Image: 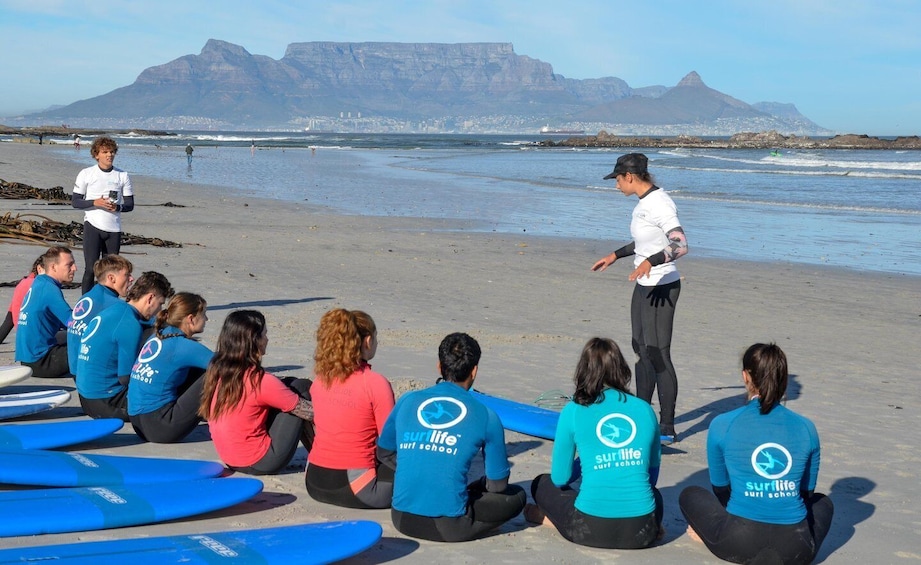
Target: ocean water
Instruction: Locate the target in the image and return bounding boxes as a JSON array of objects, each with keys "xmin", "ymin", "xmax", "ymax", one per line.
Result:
[{"xmin": 42, "ymin": 132, "xmax": 921, "ymax": 276}]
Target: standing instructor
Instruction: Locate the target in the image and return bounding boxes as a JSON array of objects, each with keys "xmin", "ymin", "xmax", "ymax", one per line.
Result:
[{"xmin": 592, "ymin": 153, "xmax": 688, "ymax": 444}]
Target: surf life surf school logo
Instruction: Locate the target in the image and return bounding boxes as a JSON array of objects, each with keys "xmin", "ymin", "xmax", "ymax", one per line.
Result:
[
  {"xmin": 131, "ymin": 338, "xmax": 162, "ymax": 384},
  {"xmin": 17, "ymin": 288, "xmax": 32, "ymax": 324},
  {"xmin": 593, "ymin": 413, "xmax": 644, "ymax": 470},
  {"xmin": 68, "ymin": 296, "xmax": 95, "ymax": 335},
  {"xmin": 399, "ymin": 397, "xmax": 467, "ymax": 455},
  {"xmin": 78, "ymin": 315, "xmax": 103, "ymax": 360},
  {"xmin": 745, "ymin": 442, "xmax": 798, "ymax": 499}
]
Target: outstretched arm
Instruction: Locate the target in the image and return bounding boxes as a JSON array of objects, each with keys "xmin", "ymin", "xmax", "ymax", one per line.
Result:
[{"xmin": 592, "ymin": 242, "xmax": 635, "ymax": 272}]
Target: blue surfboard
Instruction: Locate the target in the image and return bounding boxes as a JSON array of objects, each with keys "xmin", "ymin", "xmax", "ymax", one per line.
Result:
[
  {"xmin": 471, "ymin": 390, "xmax": 560, "ymax": 440},
  {"xmin": 0, "ymin": 477, "xmax": 263, "ymax": 537},
  {"xmin": 0, "ymin": 418, "xmax": 124, "ymax": 450},
  {"xmin": 0, "ymin": 449, "xmax": 225, "ymax": 487},
  {"xmin": 0, "ymin": 520, "xmax": 382, "ymax": 564},
  {"xmin": 0, "ymin": 389, "xmax": 71, "ymax": 420}
]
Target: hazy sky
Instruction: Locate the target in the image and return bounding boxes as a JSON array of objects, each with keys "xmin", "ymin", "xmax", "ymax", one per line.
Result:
[{"xmin": 2, "ymin": 0, "xmax": 918, "ymax": 135}]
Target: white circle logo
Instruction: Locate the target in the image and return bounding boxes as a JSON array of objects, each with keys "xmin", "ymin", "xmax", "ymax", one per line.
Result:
[
  {"xmin": 20, "ymin": 288, "xmax": 33, "ymax": 310},
  {"xmin": 596, "ymin": 413, "xmax": 637, "ymax": 448},
  {"xmin": 751, "ymin": 442, "xmax": 793, "ymax": 480},
  {"xmin": 71, "ymin": 297, "xmax": 95, "ymax": 321},
  {"xmin": 136, "ymin": 338, "xmax": 162, "ymax": 363},
  {"xmin": 80, "ymin": 316, "xmax": 102, "ymax": 343},
  {"xmin": 417, "ymin": 397, "xmax": 467, "ymax": 429}
]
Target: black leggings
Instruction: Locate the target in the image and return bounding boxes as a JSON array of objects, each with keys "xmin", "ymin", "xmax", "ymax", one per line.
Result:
[
  {"xmin": 230, "ymin": 377, "xmax": 314, "ymax": 476},
  {"xmin": 631, "ymin": 279, "xmax": 681, "ymax": 431},
  {"xmin": 21, "ymin": 330, "xmax": 72, "ymax": 379},
  {"xmin": 130, "ymin": 368, "xmax": 206, "ymax": 443},
  {"xmin": 531, "ymin": 473, "xmax": 663, "ymax": 549},
  {"xmin": 81, "ymin": 222, "xmax": 121, "ymax": 294},
  {"xmin": 679, "ymin": 485, "xmax": 834, "ymax": 565},
  {"xmin": 391, "ymin": 479, "xmax": 527, "ymax": 542},
  {"xmin": 305, "ymin": 462, "xmax": 394, "ymax": 509},
  {"xmin": 79, "ymin": 386, "xmax": 129, "ymax": 421}
]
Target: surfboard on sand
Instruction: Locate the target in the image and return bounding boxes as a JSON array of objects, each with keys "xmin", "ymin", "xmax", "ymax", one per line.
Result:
[
  {"xmin": 0, "ymin": 418, "xmax": 124, "ymax": 450},
  {"xmin": 0, "ymin": 477, "xmax": 263, "ymax": 538},
  {"xmin": 0, "ymin": 519, "xmax": 382, "ymax": 564},
  {"xmin": 471, "ymin": 390, "xmax": 560, "ymax": 440},
  {"xmin": 0, "ymin": 389, "xmax": 71, "ymax": 421},
  {"xmin": 0, "ymin": 365, "xmax": 32, "ymax": 389},
  {"xmin": 0, "ymin": 449, "xmax": 225, "ymax": 487}
]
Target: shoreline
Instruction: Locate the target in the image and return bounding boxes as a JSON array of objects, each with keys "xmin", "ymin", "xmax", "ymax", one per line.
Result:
[{"xmin": 1, "ymin": 141, "xmax": 919, "ymax": 562}]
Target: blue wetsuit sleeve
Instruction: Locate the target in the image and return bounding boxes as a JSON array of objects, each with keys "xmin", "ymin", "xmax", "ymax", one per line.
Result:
[
  {"xmin": 116, "ymin": 313, "xmax": 144, "ymax": 382},
  {"xmin": 707, "ymin": 417, "xmax": 730, "ymax": 488},
  {"xmin": 72, "ymin": 192, "xmax": 94, "ymax": 210},
  {"xmin": 801, "ymin": 419, "xmax": 821, "ymax": 492},
  {"xmin": 550, "ymin": 403, "xmax": 578, "ymax": 486},
  {"xmin": 483, "ymin": 408, "xmax": 511, "ymax": 482}
]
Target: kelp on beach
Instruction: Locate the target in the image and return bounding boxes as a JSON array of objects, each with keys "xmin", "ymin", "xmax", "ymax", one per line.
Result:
[{"xmin": 1, "ymin": 178, "xmax": 184, "ymax": 249}]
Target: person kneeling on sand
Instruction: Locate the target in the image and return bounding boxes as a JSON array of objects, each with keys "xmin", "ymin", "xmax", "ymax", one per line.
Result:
[
  {"xmin": 526, "ymin": 337, "xmax": 664, "ymax": 549},
  {"xmin": 306, "ymin": 308, "xmax": 396, "ymax": 509},
  {"xmin": 128, "ymin": 292, "xmax": 213, "ymax": 443},
  {"xmin": 679, "ymin": 343, "xmax": 834, "ymax": 564},
  {"xmin": 75, "ymin": 271, "xmax": 173, "ymax": 421},
  {"xmin": 200, "ymin": 310, "xmax": 315, "ymax": 475},
  {"xmin": 378, "ymin": 332, "xmax": 526, "ymax": 542}
]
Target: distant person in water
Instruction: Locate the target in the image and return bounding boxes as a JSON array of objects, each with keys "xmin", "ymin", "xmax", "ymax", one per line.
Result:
[
  {"xmin": 186, "ymin": 143, "xmax": 194, "ymax": 165},
  {"xmin": 72, "ymin": 136, "xmax": 135, "ymax": 294},
  {"xmin": 0, "ymin": 254, "xmax": 44, "ymax": 345}
]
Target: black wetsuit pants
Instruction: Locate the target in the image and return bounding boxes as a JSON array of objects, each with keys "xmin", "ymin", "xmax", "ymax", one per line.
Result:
[{"xmin": 631, "ymin": 279, "xmax": 680, "ymax": 433}]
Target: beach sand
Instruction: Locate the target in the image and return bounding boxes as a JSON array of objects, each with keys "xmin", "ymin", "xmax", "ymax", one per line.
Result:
[{"xmin": 1, "ymin": 142, "xmax": 919, "ymax": 563}]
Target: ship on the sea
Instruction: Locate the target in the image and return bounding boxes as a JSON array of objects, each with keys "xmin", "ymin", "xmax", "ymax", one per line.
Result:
[{"xmin": 539, "ymin": 125, "xmax": 585, "ymax": 135}]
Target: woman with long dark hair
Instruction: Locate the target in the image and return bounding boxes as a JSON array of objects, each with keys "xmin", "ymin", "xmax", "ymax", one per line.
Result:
[
  {"xmin": 679, "ymin": 343, "xmax": 834, "ymax": 564},
  {"xmin": 305, "ymin": 308, "xmax": 395, "ymax": 508},
  {"xmin": 527, "ymin": 337, "xmax": 663, "ymax": 549},
  {"xmin": 199, "ymin": 310, "xmax": 314, "ymax": 475},
  {"xmin": 128, "ymin": 292, "xmax": 211, "ymax": 443}
]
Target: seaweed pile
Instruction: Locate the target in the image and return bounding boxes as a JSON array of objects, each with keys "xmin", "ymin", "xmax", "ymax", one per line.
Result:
[{"xmin": 0, "ymin": 212, "xmax": 182, "ymax": 249}]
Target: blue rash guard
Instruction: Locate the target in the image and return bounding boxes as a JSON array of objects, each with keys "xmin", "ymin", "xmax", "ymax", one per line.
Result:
[
  {"xmin": 75, "ymin": 300, "xmax": 145, "ymax": 399},
  {"xmin": 128, "ymin": 326, "xmax": 213, "ymax": 416},
  {"xmin": 707, "ymin": 398, "xmax": 821, "ymax": 525},
  {"xmin": 14, "ymin": 274, "xmax": 71, "ymax": 363},
  {"xmin": 66, "ymin": 284, "xmax": 121, "ymax": 374},
  {"xmin": 552, "ymin": 389, "xmax": 661, "ymax": 518},
  {"xmin": 378, "ymin": 381, "xmax": 511, "ymax": 518}
]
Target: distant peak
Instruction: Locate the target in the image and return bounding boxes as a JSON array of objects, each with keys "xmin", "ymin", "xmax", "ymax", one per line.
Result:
[
  {"xmin": 676, "ymin": 71, "xmax": 706, "ymax": 87},
  {"xmin": 201, "ymin": 39, "xmax": 251, "ymax": 57}
]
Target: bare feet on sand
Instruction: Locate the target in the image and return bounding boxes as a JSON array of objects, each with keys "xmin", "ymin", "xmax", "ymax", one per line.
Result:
[{"xmin": 523, "ymin": 503, "xmax": 552, "ymax": 526}]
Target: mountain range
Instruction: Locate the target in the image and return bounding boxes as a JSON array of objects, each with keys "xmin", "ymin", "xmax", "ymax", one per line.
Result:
[{"xmin": 9, "ymin": 40, "xmax": 829, "ymax": 135}]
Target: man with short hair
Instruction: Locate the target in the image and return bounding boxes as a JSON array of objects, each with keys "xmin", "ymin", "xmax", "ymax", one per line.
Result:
[
  {"xmin": 75, "ymin": 271, "xmax": 173, "ymax": 421},
  {"xmin": 15, "ymin": 246, "xmax": 78, "ymax": 378},
  {"xmin": 378, "ymin": 332, "xmax": 526, "ymax": 542},
  {"xmin": 67, "ymin": 254, "xmax": 134, "ymax": 375}
]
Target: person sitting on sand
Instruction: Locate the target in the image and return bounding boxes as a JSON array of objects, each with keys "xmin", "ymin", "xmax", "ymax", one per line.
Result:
[
  {"xmin": 0, "ymin": 254, "xmax": 44, "ymax": 345},
  {"xmin": 679, "ymin": 343, "xmax": 834, "ymax": 564},
  {"xmin": 75, "ymin": 271, "xmax": 173, "ymax": 421},
  {"xmin": 378, "ymin": 332, "xmax": 526, "ymax": 542},
  {"xmin": 306, "ymin": 308, "xmax": 396, "ymax": 509},
  {"xmin": 526, "ymin": 337, "xmax": 664, "ymax": 549},
  {"xmin": 128, "ymin": 292, "xmax": 212, "ymax": 443},
  {"xmin": 66, "ymin": 254, "xmax": 134, "ymax": 375},
  {"xmin": 15, "ymin": 246, "xmax": 78, "ymax": 378},
  {"xmin": 199, "ymin": 310, "xmax": 315, "ymax": 475}
]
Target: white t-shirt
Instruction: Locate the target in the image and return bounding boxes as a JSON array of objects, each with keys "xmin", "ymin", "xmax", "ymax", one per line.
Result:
[
  {"xmin": 73, "ymin": 165, "xmax": 133, "ymax": 232},
  {"xmin": 630, "ymin": 188, "xmax": 682, "ymax": 287}
]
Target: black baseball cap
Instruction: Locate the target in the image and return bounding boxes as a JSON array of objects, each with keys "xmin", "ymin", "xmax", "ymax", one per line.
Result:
[{"xmin": 603, "ymin": 153, "xmax": 648, "ymax": 179}]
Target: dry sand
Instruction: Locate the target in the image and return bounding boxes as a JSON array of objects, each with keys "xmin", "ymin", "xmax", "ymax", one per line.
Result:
[{"xmin": 1, "ymin": 141, "xmax": 919, "ymax": 563}]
